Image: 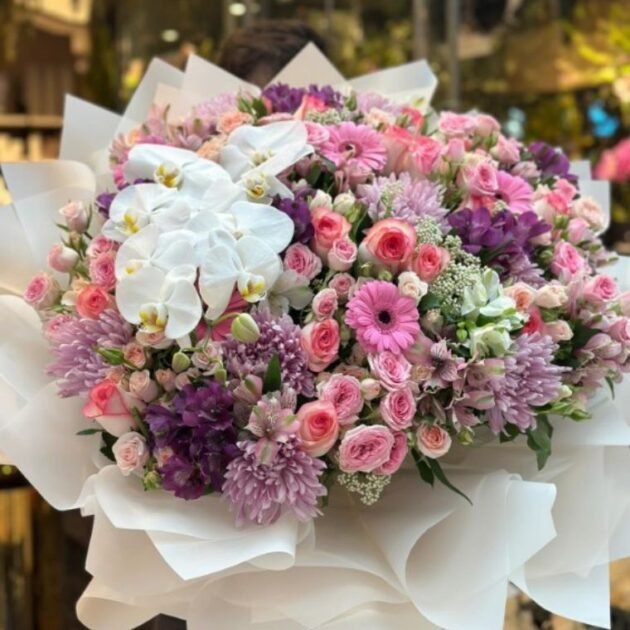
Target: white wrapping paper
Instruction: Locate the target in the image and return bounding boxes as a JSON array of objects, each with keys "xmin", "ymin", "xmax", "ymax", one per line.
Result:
[{"xmin": 1, "ymin": 53, "xmax": 629, "ymax": 630}]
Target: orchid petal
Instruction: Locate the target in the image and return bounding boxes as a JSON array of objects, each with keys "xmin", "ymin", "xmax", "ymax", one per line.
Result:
[
  {"xmin": 116, "ymin": 266, "xmax": 166, "ymax": 324},
  {"xmin": 163, "ymin": 279, "xmax": 202, "ymax": 339},
  {"xmin": 199, "ymin": 244, "xmax": 241, "ymax": 320},
  {"xmin": 115, "ymin": 224, "xmax": 159, "ymax": 279},
  {"xmin": 229, "ymin": 201, "xmax": 294, "ymax": 253},
  {"xmin": 236, "ymin": 236, "xmax": 282, "ymax": 287}
]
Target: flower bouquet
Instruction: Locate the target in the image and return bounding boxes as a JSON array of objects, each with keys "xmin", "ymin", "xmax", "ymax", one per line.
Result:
[{"xmin": 1, "ymin": 46, "xmax": 630, "ymax": 629}]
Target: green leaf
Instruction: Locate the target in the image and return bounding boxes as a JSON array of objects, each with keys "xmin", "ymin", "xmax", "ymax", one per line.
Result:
[
  {"xmin": 350, "ymin": 209, "xmax": 371, "ymax": 243},
  {"xmin": 411, "ymin": 448, "xmax": 434, "ymax": 486},
  {"xmin": 263, "ymin": 354, "xmax": 282, "ymax": 393},
  {"xmin": 419, "ymin": 292, "xmax": 441, "ymax": 311},
  {"xmin": 95, "ymin": 347, "xmax": 125, "ymax": 365},
  {"xmin": 527, "ymin": 415, "xmax": 553, "ymax": 470},
  {"xmin": 306, "ymin": 163, "xmax": 322, "ymax": 186},
  {"xmin": 499, "ymin": 424, "xmax": 522, "ymax": 443},
  {"xmin": 427, "ymin": 458, "xmax": 472, "ymax": 505},
  {"xmin": 571, "ymin": 321, "xmax": 600, "ymax": 349},
  {"xmin": 99, "ymin": 432, "xmax": 117, "ymax": 462},
  {"xmin": 76, "ymin": 428, "xmax": 102, "ymax": 436},
  {"xmin": 605, "ymin": 377, "xmax": 616, "ymax": 400}
]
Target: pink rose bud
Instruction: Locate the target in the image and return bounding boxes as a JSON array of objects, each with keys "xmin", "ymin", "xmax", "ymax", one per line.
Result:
[
  {"xmin": 566, "ymin": 217, "xmax": 589, "ymax": 244},
  {"xmin": 59, "ymin": 200, "xmax": 89, "ymax": 233},
  {"xmin": 301, "ymin": 319, "xmax": 340, "ymax": 372},
  {"xmin": 572, "ymin": 196, "xmax": 605, "ymax": 231},
  {"xmin": 376, "ymin": 431, "xmax": 408, "ymax": 475},
  {"xmin": 297, "ymin": 400, "xmax": 340, "ymax": 457},
  {"xmin": 443, "ymin": 138, "xmax": 466, "ymax": 162},
  {"xmin": 86, "ymin": 234, "xmax": 118, "ymax": 260},
  {"xmin": 412, "ymin": 244, "xmax": 451, "ymax": 283},
  {"xmin": 128, "ymin": 370, "xmax": 159, "ymax": 402},
  {"xmin": 136, "ymin": 330, "xmax": 173, "ymax": 349},
  {"xmin": 311, "ymin": 207, "xmax": 351, "ymax": 257},
  {"xmin": 467, "ymin": 162, "xmax": 498, "ymax": 196},
  {"xmin": 328, "ymin": 238, "xmax": 358, "ymax": 272},
  {"xmin": 48, "ymin": 243, "xmax": 79, "ymax": 273},
  {"xmin": 283, "ymin": 242, "xmax": 323, "ymax": 280},
  {"xmin": 550, "ymin": 241, "xmax": 586, "ymax": 282},
  {"xmin": 88, "ymin": 251, "xmax": 117, "ymax": 291},
  {"xmin": 380, "ymin": 386, "xmax": 416, "ymax": 430},
  {"xmin": 544, "ymin": 320, "xmax": 574, "ymax": 342},
  {"xmin": 23, "ymin": 272, "xmax": 61, "ymax": 310},
  {"xmin": 112, "ymin": 431, "xmax": 149, "ymax": 475},
  {"xmin": 397, "ymin": 271, "xmax": 428, "ymax": 303},
  {"xmin": 319, "ymin": 374, "xmax": 363, "ymax": 425},
  {"xmin": 360, "ymin": 377, "xmax": 381, "ymax": 401},
  {"xmin": 75, "ymin": 284, "xmax": 112, "ymax": 319},
  {"xmin": 474, "ymin": 113, "xmax": 500, "ymax": 137},
  {"xmin": 534, "ymin": 283, "xmax": 568, "ymax": 309},
  {"xmin": 504, "ymin": 282, "xmax": 536, "ymax": 312},
  {"xmin": 309, "ymin": 190, "xmax": 333, "ymax": 211},
  {"xmin": 82, "ymin": 380, "xmax": 143, "ymax": 437},
  {"xmin": 338, "ymin": 425, "xmax": 395, "ymax": 473},
  {"xmin": 312, "ymin": 288, "xmax": 339, "ymax": 321},
  {"xmin": 416, "ymin": 423, "xmax": 452, "ymax": 459},
  {"xmin": 328, "ymin": 272, "xmax": 355, "ymax": 303},
  {"xmin": 607, "ymin": 317, "xmax": 630, "ymax": 344},
  {"xmin": 583, "ymin": 274, "xmax": 618, "ymax": 306},
  {"xmin": 360, "ymin": 218, "xmax": 417, "ymax": 273},
  {"xmin": 368, "ymin": 351, "xmax": 412, "ymax": 392},
  {"xmin": 155, "ymin": 368, "xmax": 176, "ymax": 392},
  {"xmin": 123, "ymin": 342, "xmax": 146, "ymax": 369}
]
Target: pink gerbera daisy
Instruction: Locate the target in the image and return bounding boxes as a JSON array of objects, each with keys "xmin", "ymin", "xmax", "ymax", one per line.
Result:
[
  {"xmin": 496, "ymin": 171, "xmax": 534, "ymax": 214},
  {"xmin": 319, "ymin": 122, "xmax": 387, "ymax": 172},
  {"xmin": 345, "ymin": 281, "xmax": 420, "ymax": 354}
]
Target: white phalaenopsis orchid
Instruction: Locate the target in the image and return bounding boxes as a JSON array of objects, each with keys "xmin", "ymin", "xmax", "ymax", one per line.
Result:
[
  {"xmin": 220, "ymin": 121, "xmax": 312, "ymax": 181},
  {"xmin": 199, "ymin": 233, "xmax": 283, "ymax": 320},
  {"xmin": 124, "ymin": 144, "xmax": 234, "ymax": 199},
  {"xmin": 115, "ymin": 224, "xmax": 198, "ymax": 280},
  {"xmin": 102, "ymin": 184, "xmax": 177, "ymax": 242},
  {"xmin": 116, "ymin": 266, "xmax": 201, "ymax": 340}
]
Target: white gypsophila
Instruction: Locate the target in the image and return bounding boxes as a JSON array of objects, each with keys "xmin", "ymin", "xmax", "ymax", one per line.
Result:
[
  {"xmin": 116, "ymin": 265, "xmax": 202, "ymax": 340},
  {"xmin": 199, "ymin": 231, "xmax": 283, "ymax": 320}
]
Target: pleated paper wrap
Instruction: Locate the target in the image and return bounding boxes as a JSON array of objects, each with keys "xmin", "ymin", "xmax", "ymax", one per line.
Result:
[{"xmin": 0, "ymin": 47, "xmax": 627, "ymax": 630}]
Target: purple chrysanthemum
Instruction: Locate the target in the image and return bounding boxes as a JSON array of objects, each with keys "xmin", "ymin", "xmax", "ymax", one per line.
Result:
[
  {"xmin": 486, "ymin": 333, "xmax": 566, "ymax": 433},
  {"xmin": 359, "ymin": 172, "xmax": 448, "ymax": 227},
  {"xmin": 223, "ymin": 308, "xmax": 315, "ymax": 396},
  {"xmin": 223, "ymin": 438, "xmax": 326, "ymax": 526},
  {"xmin": 145, "ymin": 381, "xmax": 239, "ymax": 500},
  {"xmin": 273, "ymin": 193, "xmax": 314, "ymax": 244},
  {"xmin": 47, "ymin": 309, "xmax": 133, "ymax": 397}
]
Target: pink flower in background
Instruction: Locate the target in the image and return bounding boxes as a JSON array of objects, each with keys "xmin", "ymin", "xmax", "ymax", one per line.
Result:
[
  {"xmin": 24, "ymin": 272, "xmax": 61, "ymax": 310},
  {"xmin": 284, "ymin": 242, "xmax": 323, "ymax": 280},
  {"xmin": 376, "ymin": 431, "xmax": 408, "ymax": 475},
  {"xmin": 607, "ymin": 318, "xmax": 630, "ymax": 344},
  {"xmin": 553, "ymin": 179, "xmax": 577, "ymax": 205},
  {"xmin": 594, "ymin": 138, "xmax": 630, "ymax": 182},
  {"xmin": 495, "ymin": 171, "xmax": 534, "ymax": 214},
  {"xmin": 59, "ymin": 201, "xmax": 89, "ymax": 233},
  {"xmin": 297, "ymin": 400, "xmax": 339, "ymax": 456},
  {"xmin": 338, "ymin": 424, "xmax": 394, "ymax": 473},
  {"xmin": 361, "ymin": 218, "xmax": 417, "ymax": 272},
  {"xmin": 583, "ymin": 274, "xmax": 618, "ymax": 306},
  {"xmin": 295, "ymin": 95, "xmax": 328, "ymax": 120},
  {"xmin": 383, "ymin": 126, "xmax": 441, "ymax": 176},
  {"xmin": 87, "ymin": 234, "xmax": 118, "ymax": 260},
  {"xmin": 473, "ymin": 114, "xmax": 500, "ymax": 137},
  {"xmin": 380, "ymin": 386, "xmax": 416, "ymax": 430},
  {"xmin": 82, "ymin": 380, "xmax": 142, "ymax": 437},
  {"xmin": 544, "ymin": 320, "xmax": 573, "ymax": 342},
  {"xmin": 550, "ymin": 242, "xmax": 586, "ymax": 281},
  {"xmin": 491, "ymin": 135, "xmax": 521, "ymax": 165},
  {"xmin": 345, "ymin": 281, "xmax": 420, "ymax": 354},
  {"xmin": 416, "ymin": 423, "xmax": 451, "ymax": 459},
  {"xmin": 438, "ymin": 112, "xmax": 476, "ymax": 137},
  {"xmin": 301, "ymin": 319, "xmax": 340, "ymax": 372},
  {"xmin": 76, "ymin": 284, "xmax": 113, "ymax": 319},
  {"xmin": 89, "ymin": 251, "xmax": 117, "ymax": 291},
  {"xmin": 304, "ymin": 121, "xmax": 330, "ymax": 147},
  {"xmin": 319, "ymin": 122, "xmax": 387, "ymax": 172},
  {"xmin": 572, "ymin": 196, "xmax": 605, "ymax": 231},
  {"xmin": 466, "ymin": 162, "xmax": 498, "ymax": 197},
  {"xmin": 319, "ymin": 374, "xmax": 363, "ymax": 425},
  {"xmin": 566, "ymin": 217, "xmax": 590, "ymax": 244},
  {"xmin": 368, "ymin": 351, "xmax": 412, "ymax": 392}
]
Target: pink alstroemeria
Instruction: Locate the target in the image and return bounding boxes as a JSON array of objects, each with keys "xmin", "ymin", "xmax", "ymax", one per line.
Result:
[{"xmin": 246, "ymin": 398, "xmax": 300, "ymax": 464}]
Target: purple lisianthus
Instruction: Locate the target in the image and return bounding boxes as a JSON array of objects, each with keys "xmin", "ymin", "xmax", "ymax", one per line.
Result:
[
  {"xmin": 262, "ymin": 83, "xmax": 344, "ymax": 114},
  {"xmin": 528, "ymin": 141, "xmax": 577, "ymax": 183},
  {"xmin": 96, "ymin": 191, "xmax": 116, "ymax": 218},
  {"xmin": 273, "ymin": 192, "xmax": 314, "ymax": 244},
  {"xmin": 448, "ymin": 207, "xmax": 550, "ymax": 282},
  {"xmin": 145, "ymin": 381, "xmax": 239, "ymax": 500}
]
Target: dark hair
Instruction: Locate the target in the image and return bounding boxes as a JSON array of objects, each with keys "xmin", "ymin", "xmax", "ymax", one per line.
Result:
[{"xmin": 217, "ymin": 19, "xmax": 327, "ymax": 86}]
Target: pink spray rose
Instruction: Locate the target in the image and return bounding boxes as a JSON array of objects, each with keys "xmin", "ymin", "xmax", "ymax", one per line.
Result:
[
  {"xmin": 128, "ymin": 370, "xmax": 159, "ymax": 402},
  {"xmin": 544, "ymin": 320, "xmax": 574, "ymax": 342},
  {"xmin": 311, "ymin": 207, "xmax": 351, "ymax": 257},
  {"xmin": 338, "ymin": 425, "xmax": 395, "ymax": 473},
  {"xmin": 112, "ymin": 431, "xmax": 149, "ymax": 475},
  {"xmin": 566, "ymin": 217, "xmax": 590, "ymax": 244},
  {"xmin": 89, "ymin": 251, "xmax": 117, "ymax": 291},
  {"xmin": 473, "ymin": 114, "xmax": 500, "ymax": 137},
  {"xmin": 75, "ymin": 284, "xmax": 113, "ymax": 319},
  {"xmin": 23, "ymin": 272, "xmax": 61, "ymax": 310},
  {"xmin": 82, "ymin": 380, "xmax": 143, "ymax": 437},
  {"xmin": 583, "ymin": 274, "xmax": 618, "ymax": 306},
  {"xmin": 416, "ymin": 423, "xmax": 452, "ymax": 459},
  {"xmin": 412, "ymin": 244, "xmax": 451, "ymax": 283},
  {"xmin": 43, "ymin": 313, "xmax": 73, "ymax": 342},
  {"xmin": 534, "ymin": 283, "xmax": 568, "ymax": 309},
  {"xmin": 301, "ymin": 319, "xmax": 340, "ymax": 372},
  {"xmin": 297, "ymin": 400, "xmax": 339, "ymax": 457},
  {"xmin": 328, "ymin": 273, "xmax": 356, "ymax": 302},
  {"xmin": 466, "ymin": 162, "xmax": 499, "ymax": 197},
  {"xmin": 368, "ymin": 351, "xmax": 412, "ymax": 392},
  {"xmin": 438, "ymin": 112, "xmax": 476, "ymax": 137},
  {"xmin": 216, "ymin": 111, "xmax": 254, "ymax": 134},
  {"xmin": 504, "ymin": 283, "xmax": 536, "ymax": 312},
  {"xmin": 312, "ymin": 288, "xmax": 339, "ymax": 321},
  {"xmin": 319, "ymin": 374, "xmax": 363, "ymax": 425},
  {"xmin": 607, "ymin": 318, "xmax": 630, "ymax": 344},
  {"xmin": 361, "ymin": 218, "xmax": 417, "ymax": 272},
  {"xmin": 86, "ymin": 234, "xmax": 118, "ymax": 260},
  {"xmin": 383, "ymin": 126, "xmax": 441, "ymax": 176},
  {"xmin": 550, "ymin": 242, "xmax": 586, "ymax": 281},
  {"xmin": 572, "ymin": 196, "xmax": 605, "ymax": 231},
  {"xmin": 48, "ymin": 243, "xmax": 78, "ymax": 273},
  {"xmin": 283, "ymin": 242, "xmax": 323, "ymax": 280},
  {"xmin": 376, "ymin": 431, "xmax": 409, "ymax": 475},
  {"xmin": 59, "ymin": 200, "xmax": 89, "ymax": 232},
  {"xmin": 122, "ymin": 341, "xmax": 146, "ymax": 369},
  {"xmin": 380, "ymin": 386, "xmax": 416, "ymax": 430},
  {"xmin": 328, "ymin": 238, "xmax": 358, "ymax": 272},
  {"xmin": 491, "ymin": 135, "xmax": 521, "ymax": 165}
]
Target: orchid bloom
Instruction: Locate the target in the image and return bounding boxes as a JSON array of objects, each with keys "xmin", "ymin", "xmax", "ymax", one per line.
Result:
[
  {"xmin": 102, "ymin": 184, "xmax": 177, "ymax": 242},
  {"xmin": 123, "ymin": 144, "xmax": 234, "ymax": 199},
  {"xmin": 115, "ymin": 224, "xmax": 198, "ymax": 280},
  {"xmin": 116, "ymin": 266, "xmax": 202, "ymax": 339},
  {"xmin": 199, "ymin": 232, "xmax": 283, "ymax": 320}
]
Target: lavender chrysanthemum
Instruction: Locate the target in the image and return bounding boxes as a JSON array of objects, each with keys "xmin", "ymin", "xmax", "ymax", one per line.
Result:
[
  {"xmin": 356, "ymin": 91, "xmax": 404, "ymax": 116},
  {"xmin": 145, "ymin": 381, "xmax": 239, "ymax": 500},
  {"xmin": 359, "ymin": 173, "xmax": 448, "ymax": 227},
  {"xmin": 223, "ymin": 308, "xmax": 315, "ymax": 396},
  {"xmin": 223, "ymin": 438, "xmax": 326, "ymax": 526},
  {"xmin": 47, "ymin": 309, "xmax": 133, "ymax": 397},
  {"xmin": 486, "ymin": 333, "xmax": 566, "ymax": 433}
]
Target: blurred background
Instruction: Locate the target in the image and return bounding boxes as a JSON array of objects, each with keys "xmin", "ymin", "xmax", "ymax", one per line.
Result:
[{"xmin": 0, "ymin": 0, "xmax": 628, "ymax": 628}]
